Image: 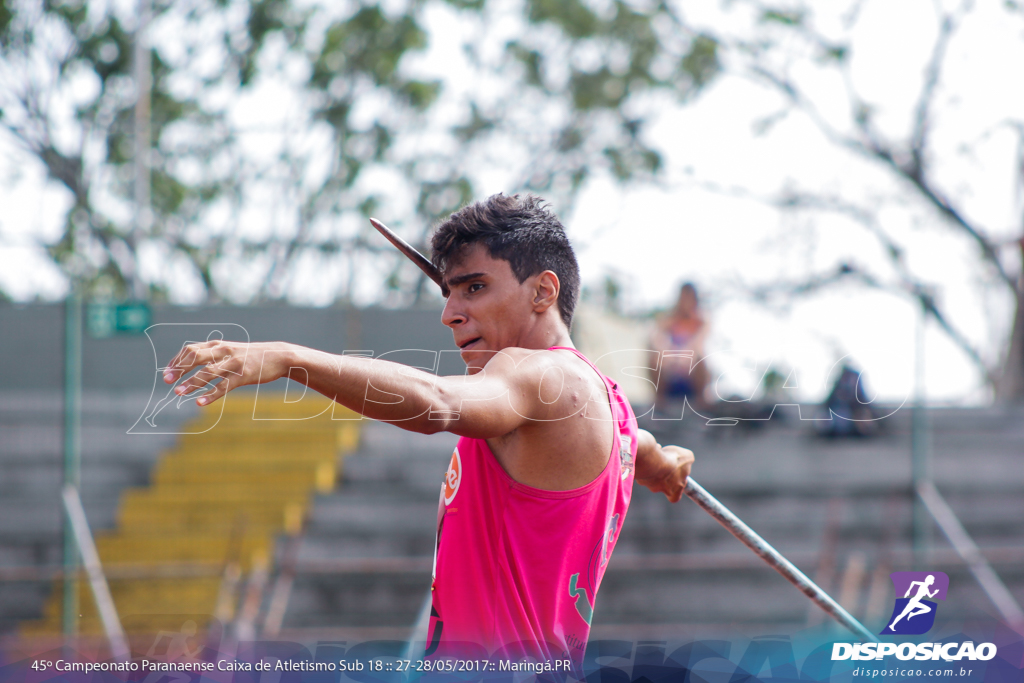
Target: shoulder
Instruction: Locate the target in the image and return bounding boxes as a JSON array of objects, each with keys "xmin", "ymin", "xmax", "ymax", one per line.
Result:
[
  {"xmin": 481, "ymin": 347, "xmax": 588, "ymax": 383},
  {"xmin": 483, "ymin": 347, "xmax": 607, "ymax": 417},
  {"xmin": 480, "ymin": 346, "xmax": 583, "ymax": 373},
  {"xmin": 483, "ymin": 346, "xmax": 597, "ymax": 375}
]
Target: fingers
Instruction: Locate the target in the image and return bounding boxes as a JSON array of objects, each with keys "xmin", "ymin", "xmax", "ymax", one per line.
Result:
[
  {"xmin": 662, "ymin": 446, "xmax": 695, "ymax": 504},
  {"xmin": 179, "ymin": 365, "xmax": 234, "ymax": 406},
  {"xmin": 164, "ymin": 341, "xmax": 222, "ymax": 383},
  {"xmin": 174, "ymin": 364, "xmax": 228, "ymax": 397},
  {"xmin": 666, "ymin": 445, "xmax": 695, "ymax": 466},
  {"xmin": 664, "ymin": 461, "xmax": 688, "ymax": 503},
  {"xmin": 192, "ymin": 376, "xmax": 232, "ymax": 406},
  {"xmin": 163, "ymin": 340, "xmax": 241, "ymax": 407}
]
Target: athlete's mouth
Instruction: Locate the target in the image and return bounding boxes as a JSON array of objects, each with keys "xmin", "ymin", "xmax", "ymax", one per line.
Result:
[{"xmin": 459, "ymin": 337, "xmax": 483, "ymax": 350}]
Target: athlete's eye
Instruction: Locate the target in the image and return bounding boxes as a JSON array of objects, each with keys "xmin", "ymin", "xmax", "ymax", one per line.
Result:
[{"xmin": 467, "ymin": 283, "xmax": 484, "ymax": 293}]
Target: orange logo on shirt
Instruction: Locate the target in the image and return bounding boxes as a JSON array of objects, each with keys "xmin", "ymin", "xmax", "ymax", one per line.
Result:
[{"xmin": 443, "ymin": 448, "xmax": 461, "ymax": 506}]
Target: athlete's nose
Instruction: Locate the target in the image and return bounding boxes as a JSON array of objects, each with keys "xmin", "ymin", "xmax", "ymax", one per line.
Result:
[{"xmin": 441, "ymin": 296, "xmax": 466, "ymax": 328}]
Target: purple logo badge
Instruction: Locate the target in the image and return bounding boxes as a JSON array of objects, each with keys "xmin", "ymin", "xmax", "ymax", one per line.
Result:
[{"xmin": 881, "ymin": 571, "xmax": 949, "ymax": 635}]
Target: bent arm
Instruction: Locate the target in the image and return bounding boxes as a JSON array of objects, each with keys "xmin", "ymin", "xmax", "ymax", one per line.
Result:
[
  {"xmin": 163, "ymin": 341, "xmax": 570, "ymax": 438},
  {"xmin": 634, "ymin": 429, "xmax": 694, "ymax": 503}
]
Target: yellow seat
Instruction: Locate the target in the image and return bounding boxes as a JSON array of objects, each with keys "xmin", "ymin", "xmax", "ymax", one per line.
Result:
[{"xmin": 22, "ymin": 394, "xmax": 359, "ymax": 638}]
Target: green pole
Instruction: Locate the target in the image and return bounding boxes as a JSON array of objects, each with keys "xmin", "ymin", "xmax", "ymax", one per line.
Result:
[
  {"xmin": 63, "ymin": 293, "xmax": 82, "ymax": 637},
  {"xmin": 911, "ymin": 297, "xmax": 931, "ymax": 570}
]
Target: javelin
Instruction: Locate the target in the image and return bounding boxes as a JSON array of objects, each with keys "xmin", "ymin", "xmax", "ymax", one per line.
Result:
[
  {"xmin": 370, "ymin": 218, "xmax": 448, "ymax": 295},
  {"xmin": 369, "ymin": 217, "xmax": 878, "ymax": 643}
]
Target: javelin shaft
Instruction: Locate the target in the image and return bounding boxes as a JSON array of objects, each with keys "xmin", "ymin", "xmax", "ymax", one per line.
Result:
[
  {"xmin": 369, "ymin": 218, "xmax": 447, "ymax": 292},
  {"xmin": 684, "ymin": 477, "xmax": 877, "ymax": 642},
  {"xmin": 367, "ymin": 217, "xmax": 876, "ymax": 642}
]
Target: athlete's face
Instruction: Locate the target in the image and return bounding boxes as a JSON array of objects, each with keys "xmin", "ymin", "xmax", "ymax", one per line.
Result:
[{"xmin": 440, "ymin": 243, "xmax": 538, "ymax": 373}]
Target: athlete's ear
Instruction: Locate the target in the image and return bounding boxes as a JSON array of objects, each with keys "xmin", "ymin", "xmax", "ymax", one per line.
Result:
[{"xmin": 532, "ymin": 271, "xmax": 560, "ymax": 313}]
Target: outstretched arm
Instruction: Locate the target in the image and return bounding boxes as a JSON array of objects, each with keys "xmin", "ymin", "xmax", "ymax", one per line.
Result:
[
  {"xmin": 634, "ymin": 429, "xmax": 694, "ymax": 503},
  {"xmin": 162, "ymin": 340, "xmax": 582, "ymax": 438}
]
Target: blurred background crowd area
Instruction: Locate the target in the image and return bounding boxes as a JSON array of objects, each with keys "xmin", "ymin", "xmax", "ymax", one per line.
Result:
[{"xmin": 1, "ymin": 0, "xmax": 1023, "ymax": 663}]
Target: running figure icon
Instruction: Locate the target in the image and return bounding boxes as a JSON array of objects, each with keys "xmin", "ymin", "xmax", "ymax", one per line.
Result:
[{"xmin": 889, "ymin": 574, "xmax": 939, "ymax": 631}]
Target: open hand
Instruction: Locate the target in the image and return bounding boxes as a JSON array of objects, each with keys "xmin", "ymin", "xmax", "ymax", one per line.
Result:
[{"xmin": 162, "ymin": 339, "xmax": 295, "ymax": 406}]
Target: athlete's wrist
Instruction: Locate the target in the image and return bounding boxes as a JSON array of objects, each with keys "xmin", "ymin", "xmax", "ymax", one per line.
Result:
[{"xmin": 259, "ymin": 342, "xmax": 311, "ymax": 384}]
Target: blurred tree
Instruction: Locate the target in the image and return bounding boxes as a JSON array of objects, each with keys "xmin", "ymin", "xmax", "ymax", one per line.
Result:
[
  {"xmin": 695, "ymin": 0, "xmax": 1024, "ymax": 401},
  {"xmin": 0, "ymin": 0, "xmax": 720, "ymax": 305},
  {"xmin": 0, "ymin": 0, "xmax": 281, "ymax": 299}
]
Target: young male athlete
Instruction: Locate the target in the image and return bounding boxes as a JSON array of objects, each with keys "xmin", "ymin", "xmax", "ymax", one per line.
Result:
[{"xmin": 162, "ymin": 194, "xmax": 694, "ymax": 666}]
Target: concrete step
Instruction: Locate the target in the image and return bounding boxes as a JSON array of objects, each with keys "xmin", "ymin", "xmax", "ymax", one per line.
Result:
[
  {"xmin": 278, "ymin": 551, "xmax": 1024, "ymax": 631},
  {"xmin": 297, "ymin": 480, "xmax": 1023, "ymax": 563},
  {"xmin": 0, "ymin": 391, "xmax": 199, "ymax": 635},
  {"xmin": 0, "ymin": 464, "xmax": 155, "ymax": 499},
  {"xmin": 283, "ymin": 573, "xmax": 430, "ymax": 629}
]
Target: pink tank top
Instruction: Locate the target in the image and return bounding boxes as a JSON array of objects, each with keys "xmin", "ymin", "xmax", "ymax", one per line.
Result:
[{"xmin": 426, "ymin": 347, "xmax": 638, "ymax": 667}]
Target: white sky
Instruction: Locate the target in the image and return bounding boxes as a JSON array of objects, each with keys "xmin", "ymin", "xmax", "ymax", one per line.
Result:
[
  {"xmin": 563, "ymin": 0, "xmax": 1024, "ymax": 405},
  {"xmin": 1, "ymin": 0, "xmax": 1021, "ymax": 405}
]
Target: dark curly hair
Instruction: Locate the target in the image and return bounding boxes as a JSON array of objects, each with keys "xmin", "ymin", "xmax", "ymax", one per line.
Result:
[{"xmin": 431, "ymin": 194, "xmax": 580, "ymax": 329}]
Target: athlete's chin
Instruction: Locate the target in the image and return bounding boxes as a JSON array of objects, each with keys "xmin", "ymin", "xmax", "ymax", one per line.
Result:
[{"xmin": 460, "ymin": 348, "xmax": 494, "ymax": 372}]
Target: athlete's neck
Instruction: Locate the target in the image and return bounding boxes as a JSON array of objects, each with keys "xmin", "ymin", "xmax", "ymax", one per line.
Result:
[{"xmin": 517, "ymin": 321, "xmax": 573, "ymax": 351}]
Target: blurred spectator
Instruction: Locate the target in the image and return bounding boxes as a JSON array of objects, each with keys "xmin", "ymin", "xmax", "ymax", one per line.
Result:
[
  {"xmin": 650, "ymin": 283, "xmax": 710, "ymax": 413},
  {"xmin": 818, "ymin": 363, "xmax": 878, "ymax": 437}
]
